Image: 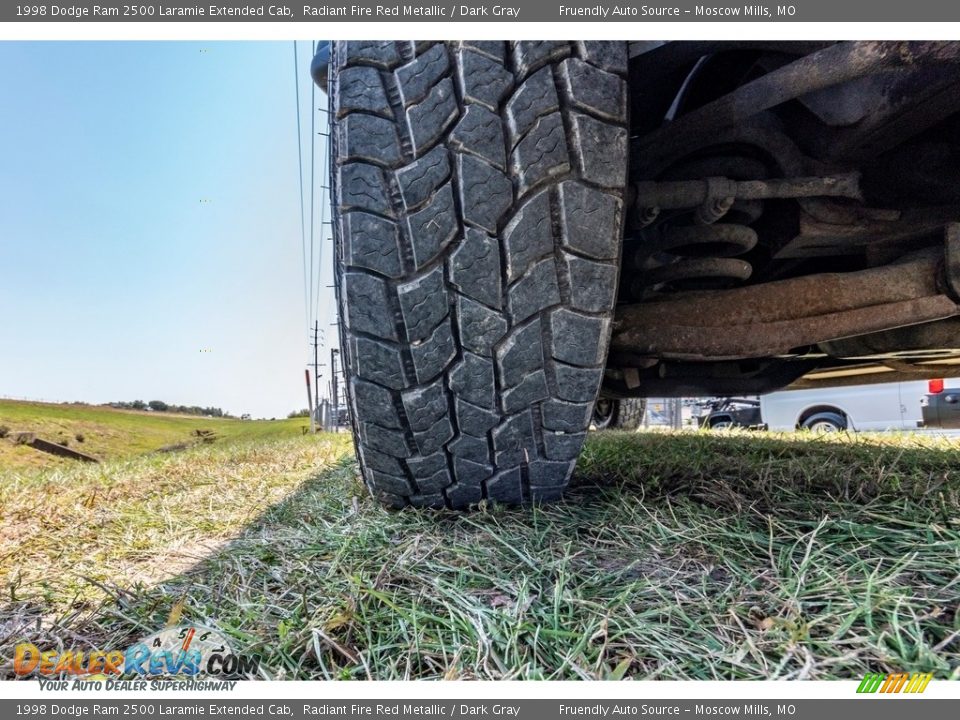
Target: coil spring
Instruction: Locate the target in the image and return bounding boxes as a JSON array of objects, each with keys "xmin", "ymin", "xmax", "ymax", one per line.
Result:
[{"xmin": 630, "ymin": 155, "xmax": 766, "ymax": 297}]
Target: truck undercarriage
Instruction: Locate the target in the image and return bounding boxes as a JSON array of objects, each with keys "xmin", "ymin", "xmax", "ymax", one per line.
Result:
[{"xmin": 608, "ymin": 41, "xmax": 960, "ymax": 398}]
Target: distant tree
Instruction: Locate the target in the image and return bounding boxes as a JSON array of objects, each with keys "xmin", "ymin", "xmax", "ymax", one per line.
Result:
[
  {"xmin": 288, "ymin": 409, "xmax": 310, "ymax": 418},
  {"xmin": 148, "ymin": 400, "xmax": 169, "ymax": 412},
  {"xmin": 130, "ymin": 400, "xmax": 147, "ymax": 410}
]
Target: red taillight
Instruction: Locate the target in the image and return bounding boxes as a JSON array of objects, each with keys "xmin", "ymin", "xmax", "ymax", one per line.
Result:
[{"xmin": 929, "ymin": 378, "xmax": 945, "ymax": 394}]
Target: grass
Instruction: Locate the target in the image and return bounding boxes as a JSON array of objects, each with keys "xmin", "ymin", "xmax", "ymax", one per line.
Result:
[
  {"xmin": 1, "ymin": 429, "xmax": 958, "ymax": 681},
  {"xmin": 0, "ymin": 399, "xmax": 311, "ymax": 471}
]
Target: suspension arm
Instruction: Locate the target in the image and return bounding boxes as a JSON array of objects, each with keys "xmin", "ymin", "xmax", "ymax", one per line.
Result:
[{"xmin": 611, "ymin": 231, "xmax": 960, "ymax": 361}]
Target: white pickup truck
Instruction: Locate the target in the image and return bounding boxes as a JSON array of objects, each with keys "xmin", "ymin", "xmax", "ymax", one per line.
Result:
[{"xmin": 761, "ymin": 379, "xmax": 960, "ymax": 432}]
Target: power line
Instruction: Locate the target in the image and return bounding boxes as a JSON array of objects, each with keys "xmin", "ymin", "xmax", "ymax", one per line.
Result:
[
  {"xmin": 314, "ymin": 95, "xmax": 331, "ymax": 327},
  {"xmin": 308, "ymin": 41, "xmax": 317, "ymax": 331},
  {"xmin": 293, "ymin": 41, "xmax": 309, "ymax": 332}
]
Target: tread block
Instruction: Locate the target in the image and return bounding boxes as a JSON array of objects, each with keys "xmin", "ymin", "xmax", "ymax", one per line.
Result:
[
  {"xmin": 337, "ymin": 66, "xmax": 391, "ymax": 117},
  {"xmin": 512, "ymin": 41, "xmax": 571, "ymax": 79},
  {"xmin": 446, "ymin": 481, "xmax": 484, "ymax": 507},
  {"xmin": 358, "ymin": 444, "xmax": 406, "ymax": 475},
  {"xmin": 344, "ymin": 41, "xmax": 402, "ymax": 70},
  {"xmin": 351, "ymin": 379, "xmax": 402, "ymax": 429},
  {"xmin": 452, "ymin": 457, "xmax": 494, "ymax": 484},
  {"xmin": 528, "ymin": 459, "xmax": 573, "ymax": 488},
  {"xmin": 558, "ymin": 181, "xmax": 622, "ymax": 260},
  {"xmin": 563, "ymin": 253, "xmax": 618, "ymax": 312},
  {"xmin": 340, "ymin": 163, "xmax": 392, "ymax": 217},
  {"xmin": 508, "ymin": 257, "xmax": 560, "ymax": 323},
  {"xmin": 492, "ymin": 411, "xmax": 536, "ymax": 467},
  {"xmin": 450, "ymin": 105, "xmax": 507, "ymax": 170},
  {"xmin": 396, "ymin": 43, "xmax": 450, "ymax": 107},
  {"xmin": 448, "ymin": 433, "xmax": 491, "ymax": 464},
  {"xmin": 542, "ymin": 399, "xmax": 593, "ymax": 432},
  {"xmin": 343, "ymin": 272, "xmax": 399, "ymax": 340},
  {"xmin": 512, "ymin": 112, "xmax": 570, "ymax": 195},
  {"xmin": 416, "ymin": 467, "xmax": 454, "ymax": 493},
  {"xmin": 450, "ymin": 227, "xmax": 502, "ymax": 309},
  {"xmin": 555, "ymin": 363, "xmax": 604, "ymax": 403},
  {"xmin": 340, "ymin": 113, "xmax": 401, "ymax": 166},
  {"xmin": 405, "ymin": 182, "xmax": 458, "ymax": 270},
  {"xmin": 530, "ymin": 485, "xmax": 565, "ymax": 503},
  {"xmin": 501, "ymin": 369, "xmax": 548, "ymax": 414},
  {"xmin": 456, "ymin": 49, "xmax": 512, "ymax": 112},
  {"xmin": 406, "ymin": 77, "xmax": 458, "ymax": 153},
  {"xmin": 558, "ymin": 58, "xmax": 627, "ymax": 122},
  {"xmin": 495, "ymin": 318, "xmax": 543, "ymax": 388},
  {"xmin": 360, "ymin": 422, "xmax": 410, "ymax": 457},
  {"xmin": 401, "ymin": 378, "xmax": 448, "ymax": 432},
  {"xmin": 401, "ymin": 379, "xmax": 455, "ymax": 454},
  {"xmin": 505, "ymin": 66, "xmax": 559, "ymax": 145},
  {"xmin": 454, "ymin": 397, "xmax": 500, "ymax": 436},
  {"xmin": 406, "ymin": 450, "xmax": 448, "ymax": 478},
  {"xmin": 351, "ymin": 335, "xmax": 407, "ymax": 389},
  {"xmin": 398, "ymin": 266, "xmax": 448, "ymax": 341},
  {"xmin": 549, "ymin": 308, "xmax": 611, "ymax": 367},
  {"xmin": 343, "ymin": 212, "xmax": 402, "ymax": 277},
  {"xmin": 502, "ymin": 189, "xmax": 553, "ymax": 283},
  {"xmin": 457, "ymin": 295, "xmax": 508, "ymax": 357},
  {"xmin": 570, "ymin": 113, "xmax": 628, "ymax": 188},
  {"xmin": 364, "ymin": 468, "xmax": 414, "ymax": 497},
  {"xmin": 396, "ymin": 146, "xmax": 450, "ymax": 210},
  {"xmin": 576, "ymin": 41, "xmax": 628, "ymax": 75},
  {"xmin": 410, "ymin": 493, "xmax": 447, "ymax": 509},
  {"xmin": 486, "ymin": 467, "xmax": 524, "ymax": 503},
  {"xmin": 449, "ymin": 352, "xmax": 496, "ymax": 409},
  {"xmin": 456, "ymin": 154, "xmax": 513, "ymax": 234},
  {"xmin": 543, "ymin": 430, "xmax": 586, "ymax": 461},
  {"xmin": 461, "ymin": 41, "xmax": 505, "ymax": 62},
  {"xmin": 411, "ymin": 316, "xmax": 456, "ymax": 383}
]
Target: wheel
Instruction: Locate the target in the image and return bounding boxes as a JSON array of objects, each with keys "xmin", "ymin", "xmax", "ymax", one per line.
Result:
[
  {"xmin": 592, "ymin": 397, "xmax": 647, "ymax": 430},
  {"xmin": 801, "ymin": 411, "xmax": 846, "ymax": 432},
  {"xmin": 709, "ymin": 418, "xmax": 734, "ymax": 430},
  {"xmin": 591, "ymin": 397, "xmax": 617, "ymax": 430},
  {"xmin": 331, "ymin": 41, "xmax": 629, "ymax": 508}
]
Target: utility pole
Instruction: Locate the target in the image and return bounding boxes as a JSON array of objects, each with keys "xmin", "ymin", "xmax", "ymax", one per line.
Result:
[
  {"xmin": 304, "ymin": 369, "xmax": 315, "ymax": 434},
  {"xmin": 331, "ymin": 348, "xmax": 340, "ymax": 432},
  {"xmin": 308, "ymin": 321, "xmax": 325, "ymax": 432},
  {"xmin": 313, "ymin": 321, "xmax": 320, "ymax": 428}
]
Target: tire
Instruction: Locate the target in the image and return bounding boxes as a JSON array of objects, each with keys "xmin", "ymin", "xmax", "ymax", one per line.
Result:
[
  {"xmin": 331, "ymin": 41, "xmax": 629, "ymax": 508},
  {"xmin": 592, "ymin": 397, "xmax": 647, "ymax": 430},
  {"xmin": 801, "ymin": 411, "xmax": 846, "ymax": 432},
  {"xmin": 708, "ymin": 417, "xmax": 734, "ymax": 430}
]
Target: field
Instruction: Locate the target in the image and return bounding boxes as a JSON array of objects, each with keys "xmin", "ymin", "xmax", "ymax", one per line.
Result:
[
  {"xmin": 1, "ymin": 418, "xmax": 959, "ymax": 681},
  {"xmin": 0, "ymin": 399, "xmax": 311, "ymax": 471}
]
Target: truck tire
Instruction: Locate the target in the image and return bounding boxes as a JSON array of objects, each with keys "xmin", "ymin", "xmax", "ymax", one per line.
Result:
[
  {"xmin": 330, "ymin": 41, "xmax": 629, "ymax": 508},
  {"xmin": 592, "ymin": 398, "xmax": 647, "ymax": 430},
  {"xmin": 801, "ymin": 411, "xmax": 846, "ymax": 432}
]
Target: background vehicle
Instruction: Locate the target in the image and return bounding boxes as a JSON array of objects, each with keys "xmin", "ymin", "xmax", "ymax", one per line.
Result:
[
  {"xmin": 920, "ymin": 378, "xmax": 960, "ymax": 428},
  {"xmin": 762, "ymin": 378, "xmax": 960, "ymax": 431},
  {"xmin": 320, "ymin": 41, "xmax": 960, "ymax": 508},
  {"xmin": 696, "ymin": 398, "xmax": 763, "ymax": 429}
]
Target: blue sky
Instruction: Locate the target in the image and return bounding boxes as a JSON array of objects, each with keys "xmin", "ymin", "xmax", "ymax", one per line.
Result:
[{"xmin": 0, "ymin": 41, "xmax": 335, "ymax": 418}]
